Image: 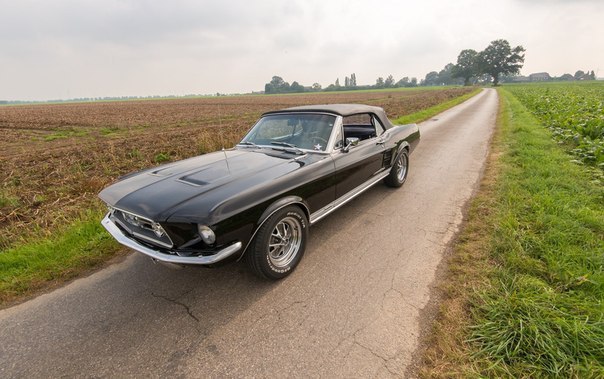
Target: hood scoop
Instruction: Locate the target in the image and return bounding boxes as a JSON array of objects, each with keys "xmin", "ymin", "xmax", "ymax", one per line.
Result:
[
  {"xmin": 143, "ymin": 148, "xmax": 294, "ymax": 189},
  {"xmin": 177, "ymin": 162, "xmax": 231, "ymax": 186},
  {"xmin": 150, "ymin": 165, "xmax": 177, "ymax": 177}
]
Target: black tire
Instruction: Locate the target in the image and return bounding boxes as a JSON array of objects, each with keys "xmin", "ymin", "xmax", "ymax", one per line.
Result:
[
  {"xmin": 385, "ymin": 148, "xmax": 409, "ymax": 188},
  {"xmin": 246, "ymin": 205, "xmax": 308, "ymax": 280}
]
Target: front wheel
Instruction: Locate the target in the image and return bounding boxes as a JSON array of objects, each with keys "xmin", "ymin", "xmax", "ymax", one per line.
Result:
[
  {"xmin": 385, "ymin": 149, "xmax": 409, "ymax": 188},
  {"xmin": 246, "ymin": 206, "xmax": 308, "ymax": 280}
]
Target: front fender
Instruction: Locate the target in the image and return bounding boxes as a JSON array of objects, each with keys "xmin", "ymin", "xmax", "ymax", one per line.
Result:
[
  {"xmin": 236, "ymin": 196, "xmax": 310, "ymax": 261},
  {"xmin": 258, "ymin": 196, "xmax": 310, "ymax": 224}
]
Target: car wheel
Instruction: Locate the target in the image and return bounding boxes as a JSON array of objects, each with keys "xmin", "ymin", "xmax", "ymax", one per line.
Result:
[
  {"xmin": 246, "ymin": 205, "xmax": 308, "ymax": 280},
  {"xmin": 385, "ymin": 148, "xmax": 409, "ymax": 188}
]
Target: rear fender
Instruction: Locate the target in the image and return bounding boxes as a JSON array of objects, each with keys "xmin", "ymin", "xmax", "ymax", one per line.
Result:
[{"xmin": 389, "ymin": 141, "xmax": 410, "ymax": 166}]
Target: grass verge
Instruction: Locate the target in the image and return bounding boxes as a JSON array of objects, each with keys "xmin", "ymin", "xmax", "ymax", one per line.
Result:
[
  {"xmin": 0, "ymin": 209, "xmax": 124, "ymax": 307},
  {"xmin": 394, "ymin": 88, "xmax": 481, "ymax": 124},
  {"xmin": 421, "ymin": 88, "xmax": 604, "ymax": 377},
  {"xmin": 0, "ymin": 89, "xmax": 483, "ymax": 307}
]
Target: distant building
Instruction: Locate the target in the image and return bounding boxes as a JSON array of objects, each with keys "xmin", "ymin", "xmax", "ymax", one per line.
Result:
[
  {"xmin": 529, "ymin": 72, "xmax": 551, "ymax": 81},
  {"xmin": 510, "ymin": 76, "xmax": 529, "ymax": 82}
]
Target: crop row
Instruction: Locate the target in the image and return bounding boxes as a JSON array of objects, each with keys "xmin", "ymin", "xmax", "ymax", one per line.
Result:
[{"xmin": 505, "ymin": 82, "xmax": 604, "ymax": 170}]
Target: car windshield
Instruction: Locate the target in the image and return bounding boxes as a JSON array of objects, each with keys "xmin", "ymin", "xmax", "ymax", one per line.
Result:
[{"xmin": 241, "ymin": 113, "xmax": 336, "ymax": 152}]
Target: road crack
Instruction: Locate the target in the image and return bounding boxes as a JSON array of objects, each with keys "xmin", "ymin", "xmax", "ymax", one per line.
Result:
[
  {"xmin": 151, "ymin": 292, "xmax": 199, "ymax": 322},
  {"xmin": 353, "ymin": 341, "xmax": 400, "ymax": 377}
]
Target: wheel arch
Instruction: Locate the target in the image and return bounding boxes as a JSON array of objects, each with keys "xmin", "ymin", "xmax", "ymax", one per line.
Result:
[
  {"xmin": 237, "ymin": 196, "xmax": 310, "ymax": 260},
  {"xmin": 398, "ymin": 140, "xmax": 411, "ymax": 152},
  {"xmin": 390, "ymin": 140, "xmax": 410, "ymax": 166}
]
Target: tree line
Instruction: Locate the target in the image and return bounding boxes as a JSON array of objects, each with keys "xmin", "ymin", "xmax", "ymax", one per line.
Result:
[
  {"xmin": 405, "ymin": 39, "xmax": 526, "ymax": 87},
  {"xmin": 422, "ymin": 41, "xmax": 596, "ymax": 85},
  {"xmin": 450, "ymin": 39, "xmax": 525, "ymax": 86},
  {"xmin": 265, "ymin": 38, "xmax": 598, "ymax": 93},
  {"xmin": 264, "ymin": 39, "xmax": 530, "ymax": 93},
  {"xmin": 263, "ymin": 72, "xmax": 419, "ymax": 94},
  {"xmin": 394, "ymin": 39, "xmax": 527, "ymax": 87}
]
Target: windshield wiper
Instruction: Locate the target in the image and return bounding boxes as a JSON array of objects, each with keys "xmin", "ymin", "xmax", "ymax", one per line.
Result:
[
  {"xmin": 270, "ymin": 141, "xmax": 304, "ymax": 155},
  {"xmin": 270, "ymin": 141, "xmax": 297, "ymax": 148}
]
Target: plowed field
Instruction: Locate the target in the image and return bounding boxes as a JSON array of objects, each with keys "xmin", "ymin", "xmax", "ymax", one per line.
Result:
[{"xmin": 0, "ymin": 88, "xmax": 473, "ymax": 250}]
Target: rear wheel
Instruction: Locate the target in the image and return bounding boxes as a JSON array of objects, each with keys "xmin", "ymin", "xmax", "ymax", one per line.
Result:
[
  {"xmin": 385, "ymin": 148, "xmax": 409, "ymax": 188},
  {"xmin": 246, "ymin": 206, "xmax": 308, "ymax": 280}
]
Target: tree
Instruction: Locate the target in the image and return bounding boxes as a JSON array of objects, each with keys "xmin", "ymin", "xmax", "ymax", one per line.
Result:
[
  {"xmin": 452, "ymin": 49, "xmax": 478, "ymax": 86},
  {"xmin": 410, "ymin": 77, "xmax": 417, "ymax": 87},
  {"xmin": 375, "ymin": 77, "xmax": 385, "ymax": 88},
  {"xmin": 423, "ymin": 71, "xmax": 439, "ymax": 86},
  {"xmin": 312, "ymin": 82, "xmax": 322, "ymax": 91},
  {"xmin": 396, "ymin": 77, "xmax": 410, "ymax": 87},
  {"xmin": 350, "ymin": 73, "xmax": 357, "ymax": 87},
  {"xmin": 345, "ymin": 76, "xmax": 350, "ymax": 87},
  {"xmin": 477, "ymin": 39, "xmax": 525, "ymax": 86},
  {"xmin": 264, "ymin": 76, "xmax": 290, "ymax": 94},
  {"xmin": 385, "ymin": 75, "xmax": 395, "ymax": 88},
  {"xmin": 574, "ymin": 70, "xmax": 585, "ymax": 80},
  {"xmin": 438, "ymin": 63, "xmax": 457, "ymax": 85},
  {"xmin": 335, "ymin": 78, "xmax": 340, "ymax": 87},
  {"xmin": 290, "ymin": 81, "xmax": 304, "ymax": 92}
]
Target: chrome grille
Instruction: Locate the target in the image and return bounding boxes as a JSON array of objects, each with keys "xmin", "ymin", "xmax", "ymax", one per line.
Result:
[{"xmin": 110, "ymin": 208, "xmax": 173, "ymax": 248}]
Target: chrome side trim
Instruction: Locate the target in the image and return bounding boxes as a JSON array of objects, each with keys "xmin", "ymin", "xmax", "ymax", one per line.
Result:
[
  {"xmin": 309, "ymin": 170, "xmax": 389, "ymax": 224},
  {"xmin": 102, "ymin": 215, "xmax": 242, "ymax": 265}
]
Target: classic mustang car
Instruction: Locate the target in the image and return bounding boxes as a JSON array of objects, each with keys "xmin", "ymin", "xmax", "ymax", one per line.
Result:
[{"xmin": 99, "ymin": 104, "xmax": 420, "ymax": 279}]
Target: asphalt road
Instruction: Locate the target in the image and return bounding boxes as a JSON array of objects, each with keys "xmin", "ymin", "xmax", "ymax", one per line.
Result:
[{"xmin": 0, "ymin": 89, "xmax": 498, "ymax": 378}]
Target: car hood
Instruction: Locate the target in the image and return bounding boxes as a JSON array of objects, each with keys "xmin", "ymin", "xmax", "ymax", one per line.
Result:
[{"xmin": 99, "ymin": 148, "xmax": 311, "ymax": 222}]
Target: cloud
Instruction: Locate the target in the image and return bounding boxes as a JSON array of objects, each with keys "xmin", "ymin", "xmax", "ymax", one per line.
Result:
[{"xmin": 0, "ymin": 0, "xmax": 602, "ymax": 100}]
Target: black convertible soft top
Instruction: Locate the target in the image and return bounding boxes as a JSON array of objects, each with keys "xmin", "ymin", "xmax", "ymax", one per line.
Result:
[{"xmin": 262, "ymin": 104, "xmax": 395, "ymax": 129}]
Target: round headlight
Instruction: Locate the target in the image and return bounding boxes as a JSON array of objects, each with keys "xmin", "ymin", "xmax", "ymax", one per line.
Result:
[{"xmin": 198, "ymin": 225, "xmax": 216, "ymax": 245}]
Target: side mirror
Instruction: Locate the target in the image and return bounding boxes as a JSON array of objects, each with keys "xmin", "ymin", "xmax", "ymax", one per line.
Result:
[{"xmin": 343, "ymin": 137, "xmax": 360, "ymax": 152}]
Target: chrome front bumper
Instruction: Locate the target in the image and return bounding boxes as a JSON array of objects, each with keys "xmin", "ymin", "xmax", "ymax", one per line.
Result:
[{"xmin": 101, "ymin": 214, "xmax": 242, "ymax": 265}]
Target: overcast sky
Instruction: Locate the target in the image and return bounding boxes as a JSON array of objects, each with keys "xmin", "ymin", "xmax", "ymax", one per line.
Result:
[{"xmin": 1, "ymin": 0, "xmax": 603, "ymax": 100}]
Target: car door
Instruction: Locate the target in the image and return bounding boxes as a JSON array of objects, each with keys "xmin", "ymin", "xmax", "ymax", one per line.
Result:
[{"xmin": 332, "ymin": 113, "xmax": 388, "ymax": 198}]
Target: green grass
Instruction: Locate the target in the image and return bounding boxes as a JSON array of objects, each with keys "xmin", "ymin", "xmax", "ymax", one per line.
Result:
[
  {"xmin": 154, "ymin": 152, "xmax": 171, "ymax": 163},
  {"xmin": 394, "ymin": 88, "xmax": 481, "ymax": 124},
  {"xmin": 0, "ymin": 210, "xmax": 122, "ymax": 305},
  {"xmin": 0, "ymin": 89, "xmax": 481, "ymax": 306},
  {"xmin": 0, "ymin": 191, "xmax": 21, "ymax": 208},
  {"xmin": 471, "ymin": 88, "xmax": 603, "ymax": 377},
  {"xmin": 43, "ymin": 129, "xmax": 89, "ymax": 141},
  {"xmin": 99, "ymin": 126, "xmax": 121, "ymax": 136},
  {"xmin": 421, "ymin": 86, "xmax": 604, "ymax": 377}
]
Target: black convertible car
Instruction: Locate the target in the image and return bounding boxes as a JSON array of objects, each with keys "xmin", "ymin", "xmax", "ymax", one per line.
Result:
[{"xmin": 99, "ymin": 104, "xmax": 420, "ymax": 279}]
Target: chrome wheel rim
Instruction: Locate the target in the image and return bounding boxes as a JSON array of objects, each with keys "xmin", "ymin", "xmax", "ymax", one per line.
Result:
[
  {"xmin": 396, "ymin": 153, "xmax": 408, "ymax": 181},
  {"xmin": 268, "ymin": 216, "xmax": 302, "ymax": 268}
]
